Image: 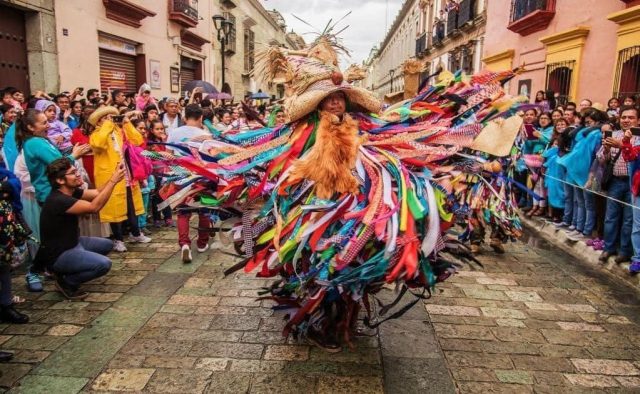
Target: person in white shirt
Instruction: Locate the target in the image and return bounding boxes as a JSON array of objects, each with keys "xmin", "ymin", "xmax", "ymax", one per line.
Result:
[{"xmin": 166, "ymin": 104, "xmax": 213, "ymax": 263}]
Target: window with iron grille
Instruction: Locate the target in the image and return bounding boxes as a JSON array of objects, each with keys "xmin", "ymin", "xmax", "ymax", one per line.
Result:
[
  {"xmin": 223, "ymin": 12, "xmax": 236, "ymax": 54},
  {"xmin": 545, "ymin": 60, "xmax": 575, "ymax": 106},
  {"xmin": 613, "ymin": 46, "xmax": 640, "ymax": 100},
  {"xmin": 244, "ymin": 28, "xmax": 255, "ymax": 73}
]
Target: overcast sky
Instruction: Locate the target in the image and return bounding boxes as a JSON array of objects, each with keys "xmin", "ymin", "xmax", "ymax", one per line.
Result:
[{"xmin": 259, "ymin": 0, "xmax": 404, "ymax": 66}]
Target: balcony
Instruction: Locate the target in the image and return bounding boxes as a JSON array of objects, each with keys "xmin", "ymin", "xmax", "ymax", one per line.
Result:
[
  {"xmin": 415, "ymin": 32, "xmax": 427, "ymax": 58},
  {"xmin": 220, "ymin": 0, "xmax": 236, "ymax": 8},
  {"xmin": 457, "ymin": 0, "xmax": 476, "ymax": 28},
  {"xmin": 508, "ymin": 0, "xmax": 556, "ymax": 36},
  {"xmin": 102, "ymin": 0, "xmax": 156, "ymax": 28},
  {"xmin": 169, "ymin": 0, "xmax": 198, "ymax": 28}
]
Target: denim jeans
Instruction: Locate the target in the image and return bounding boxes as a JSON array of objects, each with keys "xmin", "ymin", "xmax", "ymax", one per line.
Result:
[
  {"xmin": 632, "ymin": 194, "xmax": 640, "ymax": 264},
  {"xmin": 582, "ymin": 189, "xmax": 596, "ymax": 236},
  {"xmin": 574, "ymin": 186, "xmax": 585, "ymax": 232},
  {"xmin": 563, "ymin": 183, "xmax": 574, "ymax": 225},
  {"xmin": 603, "ymin": 177, "xmax": 633, "ymax": 256},
  {"xmin": 53, "ymin": 237, "xmax": 113, "ymax": 288}
]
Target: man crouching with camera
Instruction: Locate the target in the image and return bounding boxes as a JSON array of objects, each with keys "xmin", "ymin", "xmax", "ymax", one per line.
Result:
[{"xmin": 35, "ymin": 158, "xmax": 125, "ymax": 299}]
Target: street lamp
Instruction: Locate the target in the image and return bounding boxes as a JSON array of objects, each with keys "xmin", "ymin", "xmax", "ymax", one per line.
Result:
[
  {"xmin": 212, "ymin": 14, "xmax": 233, "ymax": 92},
  {"xmin": 389, "ymin": 69, "xmax": 395, "ymax": 93}
]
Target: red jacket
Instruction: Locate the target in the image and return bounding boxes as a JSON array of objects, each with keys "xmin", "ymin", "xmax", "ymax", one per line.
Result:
[{"xmin": 621, "ymin": 139, "xmax": 640, "ymax": 196}]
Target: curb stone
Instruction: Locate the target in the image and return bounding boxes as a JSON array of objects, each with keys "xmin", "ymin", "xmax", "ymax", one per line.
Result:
[{"xmin": 520, "ymin": 215, "xmax": 640, "ymax": 291}]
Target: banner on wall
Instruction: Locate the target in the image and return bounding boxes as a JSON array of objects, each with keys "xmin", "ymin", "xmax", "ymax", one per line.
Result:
[{"xmin": 150, "ymin": 60, "xmax": 161, "ymax": 89}]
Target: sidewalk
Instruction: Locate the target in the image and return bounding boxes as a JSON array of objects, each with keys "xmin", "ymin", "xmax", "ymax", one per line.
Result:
[{"xmin": 520, "ymin": 215, "xmax": 640, "ymax": 290}]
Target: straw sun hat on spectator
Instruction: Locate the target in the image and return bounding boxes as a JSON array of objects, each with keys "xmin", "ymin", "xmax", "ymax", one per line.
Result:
[{"xmin": 87, "ymin": 106, "xmax": 119, "ymax": 126}]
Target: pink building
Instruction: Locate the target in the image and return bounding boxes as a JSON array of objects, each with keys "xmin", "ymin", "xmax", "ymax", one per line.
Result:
[{"xmin": 482, "ymin": 0, "xmax": 640, "ymax": 106}]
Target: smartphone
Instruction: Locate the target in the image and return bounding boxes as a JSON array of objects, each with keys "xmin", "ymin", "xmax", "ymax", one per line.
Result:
[
  {"xmin": 632, "ymin": 127, "xmax": 640, "ymax": 137},
  {"xmin": 604, "ymin": 130, "xmax": 613, "ymax": 139},
  {"xmin": 77, "ymin": 87, "xmax": 84, "ymax": 93},
  {"xmin": 112, "ymin": 115, "xmax": 125, "ymax": 123},
  {"xmin": 524, "ymin": 123, "xmax": 536, "ymax": 140}
]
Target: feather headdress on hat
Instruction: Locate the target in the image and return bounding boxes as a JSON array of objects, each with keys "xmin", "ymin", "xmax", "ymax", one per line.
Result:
[{"xmin": 255, "ymin": 27, "xmax": 381, "ymax": 122}]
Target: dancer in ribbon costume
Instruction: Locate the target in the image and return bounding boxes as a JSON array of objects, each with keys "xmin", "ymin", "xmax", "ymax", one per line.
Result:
[{"xmin": 146, "ymin": 34, "xmax": 525, "ymax": 351}]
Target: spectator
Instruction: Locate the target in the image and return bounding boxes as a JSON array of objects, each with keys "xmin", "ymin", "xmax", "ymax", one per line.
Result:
[
  {"xmin": 144, "ymin": 104, "xmax": 159, "ymax": 129},
  {"xmin": 111, "ymin": 89, "xmax": 127, "ymax": 107},
  {"xmin": 559, "ymin": 108, "xmax": 607, "ymax": 242},
  {"xmin": 67, "ymin": 100, "xmax": 82, "ymax": 130},
  {"xmin": 619, "ymin": 107, "xmax": 640, "ymax": 274},
  {"xmin": 35, "ymin": 99, "xmax": 73, "ymax": 153},
  {"xmin": 37, "ymin": 158, "xmax": 124, "ymax": 299},
  {"xmin": 623, "ymin": 96, "xmax": 636, "ymax": 107},
  {"xmin": 88, "ymin": 107, "xmax": 151, "ymax": 253},
  {"xmin": 87, "ymin": 89, "xmax": 100, "ymax": 104},
  {"xmin": 544, "ymin": 118, "xmax": 569, "ymax": 222},
  {"xmin": 595, "ymin": 108, "xmax": 637, "ymax": 263},
  {"xmin": 551, "ymin": 109, "xmax": 563, "ymax": 124},
  {"xmin": 15, "ymin": 109, "xmax": 90, "ymax": 290},
  {"xmin": 607, "ymin": 97, "xmax": 621, "ymax": 118},
  {"xmin": 579, "ymin": 99, "xmax": 593, "ymax": 112},
  {"xmin": 534, "ymin": 91, "xmax": 549, "ymax": 113},
  {"xmin": 166, "ymin": 104, "xmax": 212, "ymax": 262},
  {"xmin": 146, "ymin": 120, "xmax": 173, "ymax": 227},
  {"xmin": 160, "ymin": 98, "xmax": 183, "ymax": 133},
  {"xmin": 0, "ymin": 104, "xmax": 17, "ymax": 137},
  {"xmin": 215, "ymin": 110, "xmax": 233, "ymax": 133},
  {"xmin": 0, "ymin": 165, "xmax": 30, "ymax": 336},
  {"xmin": 135, "ymin": 83, "xmax": 156, "ymax": 112}
]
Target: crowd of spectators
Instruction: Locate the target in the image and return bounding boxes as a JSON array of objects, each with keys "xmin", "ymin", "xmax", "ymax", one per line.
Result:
[{"xmin": 520, "ymin": 91, "xmax": 640, "ymax": 274}]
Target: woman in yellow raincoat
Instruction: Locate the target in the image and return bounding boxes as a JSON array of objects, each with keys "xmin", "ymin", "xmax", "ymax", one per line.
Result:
[{"xmin": 87, "ymin": 107, "xmax": 151, "ymax": 252}]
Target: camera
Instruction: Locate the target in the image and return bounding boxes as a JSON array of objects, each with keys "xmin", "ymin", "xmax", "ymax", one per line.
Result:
[{"xmin": 112, "ymin": 115, "xmax": 125, "ymax": 123}]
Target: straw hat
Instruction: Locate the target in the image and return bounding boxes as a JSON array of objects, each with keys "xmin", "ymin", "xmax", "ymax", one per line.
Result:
[
  {"xmin": 256, "ymin": 37, "xmax": 381, "ymax": 122},
  {"xmin": 88, "ymin": 106, "xmax": 119, "ymax": 126}
]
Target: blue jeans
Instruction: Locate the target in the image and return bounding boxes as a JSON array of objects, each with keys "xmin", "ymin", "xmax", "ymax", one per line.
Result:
[
  {"xmin": 563, "ymin": 183, "xmax": 574, "ymax": 225},
  {"xmin": 582, "ymin": 189, "xmax": 596, "ymax": 236},
  {"xmin": 604, "ymin": 177, "xmax": 633, "ymax": 256},
  {"xmin": 632, "ymin": 195, "xmax": 640, "ymax": 264},
  {"xmin": 53, "ymin": 237, "xmax": 113, "ymax": 288},
  {"xmin": 574, "ymin": 186, "xmax": 585, "ymax": 231}
]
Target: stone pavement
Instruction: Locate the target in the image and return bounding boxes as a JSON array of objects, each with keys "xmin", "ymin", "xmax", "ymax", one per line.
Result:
[{"xmin": 0, "ymin": 228, "xmax": 637, "ymax": 393}]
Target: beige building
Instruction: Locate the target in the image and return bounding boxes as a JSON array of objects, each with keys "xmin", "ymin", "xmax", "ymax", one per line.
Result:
[
  {"xmin": 365, "ymin": 0, "xmax": 486, "ymax": 100},
  {"xmin": 0, "ymin": 0, "xmax": 303, "ymax": 99}
]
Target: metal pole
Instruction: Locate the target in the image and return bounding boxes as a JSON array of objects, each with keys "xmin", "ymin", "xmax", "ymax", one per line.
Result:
[{"xmin": 221, "ymin": 38, "xmax": 225, "ymax": 91}]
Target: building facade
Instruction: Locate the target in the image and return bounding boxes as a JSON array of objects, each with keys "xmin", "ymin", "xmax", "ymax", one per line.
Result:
[
  {"xmin": 482, "ymin": 0, "xmax": 640, "ymax": 105},
  {"xmin": 370, "ymin": 0, "xmax": 420, "ymax": 99},
  {"xmin": 0, "ymin": 0, "xmax": 303, "ymax": 99},
  {"xmin": 0, "ymin": 0, "xmax": 59, "ymax": 94},
  {"xmin": 367, "ymin": 0, "xmax": 487, "ymax": 100}
]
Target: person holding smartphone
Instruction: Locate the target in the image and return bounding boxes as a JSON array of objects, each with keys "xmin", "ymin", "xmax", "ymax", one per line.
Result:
[
  {"xmin": 595, "ymin": 114, "xmax": 636, "ymax": 264},
  {"xmin": 36, "ymin": 158, "xmax": 124, "ymax": 299},
  {"xmin": 618, "ymin": 107, "xmax": 640, "ymax": 274},
  {"xmin": 88, "ymin": 106, "xmax": 151, "ymax": 253}
]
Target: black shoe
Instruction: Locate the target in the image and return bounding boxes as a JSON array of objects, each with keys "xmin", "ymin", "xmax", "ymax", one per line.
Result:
[
  {"xmin": 615, "ymin": 255, "xmax": 631, "ymax": 264},
  {"xmin": 305, "ymin": 328, "xmax": 342, "ymax": 353},
  {"xmin": 0, "ymin": 304, "xmax": 29, "ymax": 324},
  {"xmin": 0, "ymin": 351, "xmax": 13, "ymax": 362},
  {"xmin": 599, "ymin": 251, "xmax": 613, "ymax": 263},
  {"xmin": 54, "ymin": 277, "xmax": 88, "ymax": 300}
]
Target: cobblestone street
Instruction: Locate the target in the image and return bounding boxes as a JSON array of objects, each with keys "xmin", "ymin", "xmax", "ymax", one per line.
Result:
[{"xmin": 0, "ymin": 229, "xmax": 639, "ymax": 393}]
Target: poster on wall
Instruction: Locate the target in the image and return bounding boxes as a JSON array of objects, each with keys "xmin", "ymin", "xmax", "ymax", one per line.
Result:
[
  {"xmin": 150, "ymin": 60, "xmax": 161, "ymax": 89},
  {"xmin": 170, "ymin": 67, "xmax": 180, "ymax": 93},
  {"xmin": 518, "ymin": 79, "xmax": 532, "ymax": 100}
]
